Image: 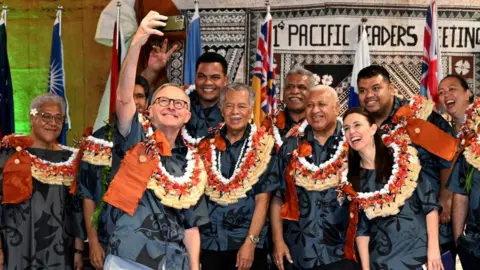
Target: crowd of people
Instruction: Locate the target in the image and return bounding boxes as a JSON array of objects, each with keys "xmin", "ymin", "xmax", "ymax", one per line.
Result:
[{"xmin": 0, "ymin": 10, "xmax": 479, "ymax": 270}]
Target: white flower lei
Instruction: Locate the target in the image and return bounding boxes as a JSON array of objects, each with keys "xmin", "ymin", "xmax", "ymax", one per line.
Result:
[
  {"xmin": 155, "ymin": 145, "xmax": 198, "ymax": 186},
  {"xmin": 84, "ymin": 136, "xmax": 114, "ymax": 148},
  {"xmin": 296, "ymin": 118, "xmax": 346, "ymax": 171},
  {"xmin": 339, "ymin": 124, "xmax": 406, "ymax": 199},
  {"xmin": 181, "ymin": 127, "xmax": 204, "ymax": 146},
  {"xmin": 210, "ymin": 123, "xmax": 256, "ymax": 184},
  {"xmin": 26, "ymin": 144, "xmax": 79, "ymax": 167}
]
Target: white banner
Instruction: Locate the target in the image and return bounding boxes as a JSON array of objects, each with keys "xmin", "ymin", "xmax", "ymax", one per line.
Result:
[{"xmin": 271, "ymin": 16, "xmax": 480, "ymax": 53}]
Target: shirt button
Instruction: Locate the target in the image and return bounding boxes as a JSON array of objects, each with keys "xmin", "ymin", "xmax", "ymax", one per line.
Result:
[
  {"xmin": 414, "ymin": 128, "xmax": 421, "ymax": 134},
  {"xmin": 139, "ymin": 155, "xmax": 147, "ymax": 163},
  {"xmin": 16, "ymin": 146, "xmax": 22, "ymax": 152},
  {"xmin": 14, "ymin": 159, "xmax": 20, "ymax": 164}
]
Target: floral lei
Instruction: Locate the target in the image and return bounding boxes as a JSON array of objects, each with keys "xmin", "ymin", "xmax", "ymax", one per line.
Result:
[
  {"xmin": 288, "ymin": 119, "xmax": 349, "ymax": 192},
  {"xmin": 199, "ymin": 123, "xmax": 274, "ymax": 205},
  {"xmin": 457, "ymin": 98, "xmax": 480, "ymax": 192},
  {"xmin": 1, "ymin": 135, "xmax": 79, "ymax": 186},
  {"xmin": 81, "ymin": 135, "xmax": 113, "ymax": 166},
  {"xmin": 272, "ymin": 108, "xmax": 305, "ymax": 149},
  {"xmin": 138, "ymin": 113, "xmax": 207, "ymax": 209}
]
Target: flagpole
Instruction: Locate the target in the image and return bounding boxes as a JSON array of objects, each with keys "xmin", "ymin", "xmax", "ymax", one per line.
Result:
[
  {"xmin": 2, "ymin": 6, "xmax": 8, "ymax": 27},
  {"xmin": 57, "ymin": 6, "xmax": 62, "ymax": 36},
  {"xmin": 116, "ymin": 1, "xmax": 121, "ymax": 51}
]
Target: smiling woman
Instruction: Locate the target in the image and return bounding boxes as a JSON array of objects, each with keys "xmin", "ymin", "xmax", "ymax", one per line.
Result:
[{"xmin": 0, "ymin": 92, "xmax": 85, "ymax": 269}]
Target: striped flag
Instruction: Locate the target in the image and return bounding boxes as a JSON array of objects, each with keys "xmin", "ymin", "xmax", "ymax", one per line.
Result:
[
  {"xmin": 252, "ymin": 10, "xmax": 276, "ymax": 125},
  {"xmin": 349, "ymin": 26, "xmax": 371, "ymax": 108},
  {"xmin": 184, "ymin": 1, "xmax": 202, "ymax": 85},
  {"xmin": 47, "ymin": 9, "xmax": 70, "ymax": 144},
  {"xmin": 0, "ymin": 9, "xmax": 14, "ymax": 137},
  {"xmin": 93, "ymin": 13, "xmax": 126, "ymax": 131},
  {"xmin": 420, "ymin": 0, "xmax": 442, "ymax": 106}
]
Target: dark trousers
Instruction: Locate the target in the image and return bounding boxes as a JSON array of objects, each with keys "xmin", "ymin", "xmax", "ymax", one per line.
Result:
[
  {"xmin": 284, "ymin": 259, "xmax": 360, "ymax": 270},
  {"xmin": 441, "ymin": 241, "xmax": 457, "ymax": 267},
  {"xmin": 201, "ymin": 248, "xmax": 268, "ymax": 270},
  {"xmin": 458, "ymin": 245, "xmax": 480, "ymax": 270},
  {"xmin": 305, "ymin": 260, "xmax": 360, "ymax": 270}
]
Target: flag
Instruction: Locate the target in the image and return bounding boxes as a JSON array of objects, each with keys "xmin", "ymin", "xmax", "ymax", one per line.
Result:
[
  {"xmin": 0, "ymin": 9, "xmax": 14, "ymax": 137},
  {"xmin": 252, "ymin": 11, "xmax": 276, "ymax": 125},
  {"xmin": 184, "ymin": 1, "xmax": 202, "ymax": 85},
  {"xmin": 48, "ymin": 9, "xmax": 70, "ymax": 144},
  {"xmin": 349, "ymin": 26, "xmax": 371, "ymax": 108},
  {"xmin": 420, "ymin": 0, "xmax": 442, "ymax": 106},
  {"xmin": 93, "ymin": 18, "xmax": 126, "ymax": 132}
]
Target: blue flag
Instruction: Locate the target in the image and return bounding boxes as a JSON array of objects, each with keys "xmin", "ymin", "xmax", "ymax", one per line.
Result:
[
  {"xmin": 349, "ymin": 27, "xmax": 371, "ymax": 108},
  {"xmin": 184, "ymin": 3, "xmax": 202, "ymax": 85},
  {"xmin": 0, "ymin": 10, "xmax": 14, "ymax": 137},
  {"xmin": 47, "ymin": 10, "xmax": 70, "ymax": 144}
]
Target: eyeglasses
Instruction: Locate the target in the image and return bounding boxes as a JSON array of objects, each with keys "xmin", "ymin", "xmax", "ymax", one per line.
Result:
[
  {"xmin": 38, "ymin": 112, "xmax": 65, "ymax": 125},
  {"xmin": 153, "ymin": 97, "xmax": 189, "ymax": 109}
]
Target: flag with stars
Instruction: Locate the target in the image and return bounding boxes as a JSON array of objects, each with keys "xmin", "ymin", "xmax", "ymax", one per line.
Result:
[{"xmin": 47, "ymin": 9, "xmax": 70, "ymax": 144}]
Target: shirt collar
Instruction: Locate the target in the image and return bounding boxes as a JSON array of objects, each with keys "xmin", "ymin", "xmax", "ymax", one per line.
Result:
[
  {"xmin": 304, "ymin": 119, "xmax": 343, "ymax": 144},
  {"xmin": 219, "ymin": 124, "xmax": 252, "ymax": 146}
]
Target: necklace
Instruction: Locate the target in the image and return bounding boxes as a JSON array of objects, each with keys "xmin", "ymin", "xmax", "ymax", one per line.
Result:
[{"xmin": 203, "ymin": 123, "xmax": 274, "ymax": 205}]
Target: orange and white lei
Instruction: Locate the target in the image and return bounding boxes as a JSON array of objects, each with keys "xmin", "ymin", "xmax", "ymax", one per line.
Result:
[
  {"xmin": 291, "ymin": 119, "xmax": 349, "ymax": 191},
  {"xmin": 81, "ymin": 136, "xmax": 113, "ymax": 166},
  {"xmin": 138, "ymin": 112, "xmax": 207, "ymax": 209},
  {"xmin": 340, "ymin": 122, "xmax": 421, "ymax": 219},
  {"xmin": 459, "ymin": 98, "xmax": 480, "ymax": 170},
  {"xmin": 203, "ymin": 123, "xmax": 274, "ymax": 205}
]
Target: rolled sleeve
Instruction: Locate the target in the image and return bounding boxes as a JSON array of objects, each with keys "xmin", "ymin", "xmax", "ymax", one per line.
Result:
[
  {"xmin": 356, "ymin": 211, "xmax": 370, "ymax": 237},
  {"xmin": 447, "ymin": 155, "xmax": 468, "ymax": 195},
  {"xmin": 416, "ymin": 176, "xmax": 442, "ymax": 215},
  {"xmin": 182, "ymin": 196, "xmax": 210, "ymax": 229}
]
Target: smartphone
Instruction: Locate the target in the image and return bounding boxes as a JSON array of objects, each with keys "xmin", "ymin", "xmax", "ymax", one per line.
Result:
[{"xmin": 160, "ymin": 15, "xmax": 185, "ymax": 32}]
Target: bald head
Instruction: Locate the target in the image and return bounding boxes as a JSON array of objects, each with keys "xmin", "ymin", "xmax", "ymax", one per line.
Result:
[
  {"xmin": 308, "ymin": 85, "xmax": 338, "ymax": 104},
  {"xmin": 150, "ymin": 83, "xmax": 190, "ymax": 109}
]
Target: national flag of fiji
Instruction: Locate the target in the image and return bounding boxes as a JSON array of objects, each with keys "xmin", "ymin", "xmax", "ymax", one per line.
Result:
[
  {"xmin": 48, "ymin": 9, "xmax": 70, "ymax": 144},
  {"xmin": 252, "ymin": 11, "xmax": 276, "ymax": 125},
  {"xmin": 184, "ymin": 2, "xmax": 202, "ymax": 85},
  {"xmin": 0, "ymin": 9, "xmax": 14, "ymax": 137},
  {"xmin": 349, "ymin": 26, "xmax": 371, "ymax": 108},
  {"xmin": 420, "ymin": 0, "xmax": 442, "ymax": 106}
]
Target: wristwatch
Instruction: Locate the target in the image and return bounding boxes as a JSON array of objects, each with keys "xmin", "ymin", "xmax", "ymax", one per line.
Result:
[{"xmin": 248, "ymin": 234, "xmax": 260, "ymax": 245}]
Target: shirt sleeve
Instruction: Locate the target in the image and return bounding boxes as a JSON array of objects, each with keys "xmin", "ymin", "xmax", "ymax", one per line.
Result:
[
  {"xmin": 447, "ymin": 155, "xmax": 468, "ymax": 195},
  {"xmin": 114, "ymin": 112, "xmax": 144, "ymax": 154},
  {"xmin": 416, "ymin": 175, "xmax": 442, "ymax": 215},
  {"xmin": 254, "ymin": 150, "xmax": 283, "ymax": 195},
  {"xmin": 70, "ymin": 193, "xmax": 87, "ymax": 240},
  {"xmin": 356, "ymin": 211, "xmax": 370, "ymax": 237},
  {"xmin": 77, "ymin": 161, "xmax": 101, "ymax": 202},
  {"xmin": 182, "ymin": 195, "xmax": 210, "ymax": 229}
]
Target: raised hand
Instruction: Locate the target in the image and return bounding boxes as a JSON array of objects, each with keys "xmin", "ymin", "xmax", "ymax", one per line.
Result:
[
  {"xmin": 147, "ymin": 39, "xmax": 179, "ymax": 72},
  {"xmin": 131, "ymin": 11, "xmax": 167, "ymax": 48}
]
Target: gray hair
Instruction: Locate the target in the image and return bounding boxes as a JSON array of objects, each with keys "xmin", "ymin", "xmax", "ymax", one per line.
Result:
[
  {"xmin": 148, "ymin": 83, "xmax": 190, "ymax": 108},
  {"xmin": 286, "ymin": 67, "xmax": 315, "ymax": 89},
  {"xmin": 30, "ymin": 93, "xmax": 66, "ymax": 116},
  {"xmin": 219, "ymin": 82, "xmax": 256, "ymax": 108}
]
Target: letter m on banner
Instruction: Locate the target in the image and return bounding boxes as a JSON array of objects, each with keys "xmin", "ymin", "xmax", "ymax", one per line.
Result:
[{"xmin": 252, "ymin": 11, "xmax": 277, "ymax": 125}]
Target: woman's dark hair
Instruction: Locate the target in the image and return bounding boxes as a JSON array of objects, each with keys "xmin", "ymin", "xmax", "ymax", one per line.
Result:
[
  {"xmin": 440, "ymin": 74, "xmax": 473, "ymax": 103},
  {"xmin": 342, "ymin": 107, "xmax": 394, "ymax": 191},
  {"xmin": 440, "ymin": 74, "xmax": 469, "ymax": 92}
]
